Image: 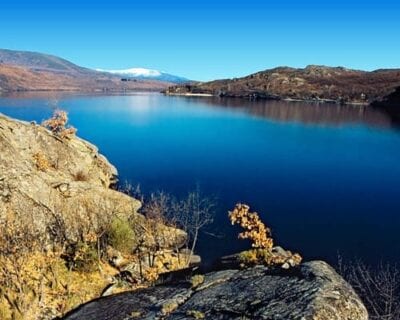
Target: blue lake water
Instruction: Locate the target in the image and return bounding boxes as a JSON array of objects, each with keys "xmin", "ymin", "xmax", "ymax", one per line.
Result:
[{"xmin": 1, "ymin": 92, "xmax": 399, "ymax": 266}]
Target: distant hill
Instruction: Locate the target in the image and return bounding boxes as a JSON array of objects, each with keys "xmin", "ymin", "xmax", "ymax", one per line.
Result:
[
  {"xmin": 97, "ymin": 67, "xmax": 190, "ymax": 84},
  {"xmin": 0, "ymin": 49, "xmax": 173, "ymax": 92},
  {"xmin": 0, "ymin": 48, "xmax": 93, "ymax": 74},
  {"xmin": 166, "ymin": 65, "xmax": 400, "ymax": 105}
]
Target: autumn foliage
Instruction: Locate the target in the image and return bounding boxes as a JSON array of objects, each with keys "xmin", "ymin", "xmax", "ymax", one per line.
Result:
[
  {"xmin": 229, "ymin": 203, "xmax": 302, "ymax": 267},
  {"xmin": 42, "ymin": 109, "xmax": 76, "ymax": 139},
  {"xmin": 229, "ymin": 203, "xmax": 273, "ymax": 249}
]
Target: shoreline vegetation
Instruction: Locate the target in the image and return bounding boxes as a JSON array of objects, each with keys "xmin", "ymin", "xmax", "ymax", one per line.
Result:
[
  {"xmin": 164, "ymin": 65, "xmax": 400, "ymax": 112},
  {"xmin": 0, "ymin": 111, "xmax": 189, "ymax": 319},
  {"xmin": 164, "ymin": 91, "xmax": 371, "ymax": 106}
]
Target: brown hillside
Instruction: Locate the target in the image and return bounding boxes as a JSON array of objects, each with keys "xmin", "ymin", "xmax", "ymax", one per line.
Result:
[
  {"xmin": 0, "ymin": 64, "xmax": 171, "ymax": 92},
  {"xmin": 167, "ymin": 65, "xmax": 400, "ymax": 104}
]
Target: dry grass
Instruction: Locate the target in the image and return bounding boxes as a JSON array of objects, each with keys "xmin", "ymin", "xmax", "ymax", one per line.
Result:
[
  {"xmin": 73, "ymin": 170, "xmax": 89, "ymax": 182},
  {"xmin": 32, "ymin": 152, "xmax": 50, "ymax": 171}
]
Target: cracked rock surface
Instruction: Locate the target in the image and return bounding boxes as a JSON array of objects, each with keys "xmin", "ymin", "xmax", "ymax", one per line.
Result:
[{"xmin": 63, "ymin": 261, "xmax": 368, "ymax": 320}]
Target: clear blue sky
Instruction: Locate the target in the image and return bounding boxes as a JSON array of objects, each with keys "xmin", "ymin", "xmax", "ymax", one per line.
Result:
[{"xmin": 1, "ymin": 0, "xmax": 399, "ymax": 81}]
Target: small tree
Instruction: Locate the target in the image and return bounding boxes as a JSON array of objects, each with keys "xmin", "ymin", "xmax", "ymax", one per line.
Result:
[
  {"xmin": 173, "ymin": 189, "xmax": 215, "ymax": 265},
  {"xmin": 229, "ymin": 203, "xmax": 302, "ymax": 267},
  {"xmin": 141, "ymin": 191, "xmax": 172, "ymax": 267},
  {"xmin": 42, "ymin": 109, "xmax": 76, "ymax": 139},
  {"xmin": 229, "ymin": 203, "xmax": 273, "ymax": 249}
]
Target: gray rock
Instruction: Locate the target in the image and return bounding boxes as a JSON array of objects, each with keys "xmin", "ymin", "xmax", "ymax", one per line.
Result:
[
  {"xmin": 188, "ymin": 255, "xmax": 201, "ymax": 266},
  {"xmin": 272, "ymin": 246, "xmax": 291, "ymax": 258},
  {"xmin": 62, "ymin": 261, "xmax": 368, "ymax": 320}
]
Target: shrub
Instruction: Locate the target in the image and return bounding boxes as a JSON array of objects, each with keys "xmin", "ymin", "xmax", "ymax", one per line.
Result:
[
  {"xmin": 229, "ymin": 203, "xmax": 273, "ymax": 249},
  {"xmin": 229, "ymin": 204, "xmax": 302, "ymax": 268},
  {"xmin": 64, "ymin": 242, "xmax": 99, "ymax": 273},
  {"xmin": 33, "ymin": 152, "xmax": 50, "ymax": 171},
  {"xmin": 190, "ymin": 274, "xmax": 205, "ymax": 288},
  {"xmin": 107, "ymin": 218, "xmax": 135, "ymax": 254},
  {"xmin": 73, "ymin": 170, "xmax": 89, "ymax": 182},
  {"xmin": 161, "ymin": 300, "xmax": 178, "ymax": 315},
  {"xmin": 239, "ymin": 248, "xmax": 302, "ymax": 267},
  {"xmin": 143, "ymin": 266, "xmax": 159, "ymax": 283},
  {"xmin": 42, "ymin": 109, "xmax": 76, "ymax": 139},
  {"xmin": 238, "ymin": 249, "xmax": 259, "ymax": 265}
]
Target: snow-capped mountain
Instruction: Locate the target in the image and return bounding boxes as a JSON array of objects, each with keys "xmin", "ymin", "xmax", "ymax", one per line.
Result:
[{"xmin": 96, "ymin": 67, "xmax": 189, "ymax": 84}]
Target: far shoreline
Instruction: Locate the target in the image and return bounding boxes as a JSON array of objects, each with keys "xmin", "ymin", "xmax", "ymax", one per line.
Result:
[
  {"xmin": 164, "ymin": 91, "xmax": 370, "ymax": 106},
  {"xmin": 0, "ymin": 89, "xmax": 373, "ymax": 107}
]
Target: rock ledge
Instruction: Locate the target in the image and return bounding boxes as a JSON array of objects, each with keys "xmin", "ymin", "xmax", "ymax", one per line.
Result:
[{"xmin": 63, "ymin": 261, "xmax": 368, "ymax": 320}]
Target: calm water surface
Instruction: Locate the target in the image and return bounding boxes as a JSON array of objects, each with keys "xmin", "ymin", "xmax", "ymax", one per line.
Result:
[{"xmin": 1, "ymin": 92, "xmax": 399, "ymax": 266}]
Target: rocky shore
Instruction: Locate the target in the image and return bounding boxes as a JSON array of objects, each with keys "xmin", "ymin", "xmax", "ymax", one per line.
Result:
[
  {"xmin": 0, "ymin": 113, "xmax": 370, "ymax": 319},
  {"xmin": 0, "ymin": 113, "xmax": 187, "ymax": 319},
  {"xmin": 63, "ymin": 260, "xmax": 368, "ymax": 320}
]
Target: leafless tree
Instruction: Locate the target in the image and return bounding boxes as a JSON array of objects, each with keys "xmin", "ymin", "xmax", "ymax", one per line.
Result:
[
  {"xmin": 141, "ymin": 191, "xmax": 172, "ymax": 267},
  {"xmin": 172, "ymin": 188, "xmax": 215, "ymax": 265},
  {"xmin": 137, "ymin": 187, "xmax": 215, "ymax": 267},
  {"xmin": 117, "ymin": 181, "xmax": 143, "ymax": 203},
  {"xmin": 338, "ymin": 257, "xmax": 400, "ymax": 320}
]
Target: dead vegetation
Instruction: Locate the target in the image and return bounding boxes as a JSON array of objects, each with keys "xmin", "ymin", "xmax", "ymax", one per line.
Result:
[
  {"xmin": 338, "ymin": 258, "xmax": 400, "ymax": 320},
  {"xmin": 72, "ymin": 170, "xmax": 89, "ymax": 182},
  {"xmin": 0, "ymin": 180, "xmax": 218, "ymax": 319}
]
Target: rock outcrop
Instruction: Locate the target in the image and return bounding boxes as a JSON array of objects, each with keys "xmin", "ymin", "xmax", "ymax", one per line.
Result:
[
  {"xmin": 0, "ymin": 113, "xmax": 185, "ymax": 247},
  {"xmin": 0, "ymin": 113, "xmax": 189, "ymax": 320},
  {"xmin": 0, "ymin": 113, "xmax": 141, "ymax": 243},
  {"xmin": 63, "ymin": 261, "xmax": 368, "ymax": 320}
]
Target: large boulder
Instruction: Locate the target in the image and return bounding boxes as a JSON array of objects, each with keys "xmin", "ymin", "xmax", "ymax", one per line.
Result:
[{"xmin": 62, "ymin": 261, "xmax": 368, "ymax": 320}]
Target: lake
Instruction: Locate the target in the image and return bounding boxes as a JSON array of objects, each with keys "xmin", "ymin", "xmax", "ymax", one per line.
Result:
[{"xmin": 1, "ymin": 92, "xmax": 399, "ymax": 266}]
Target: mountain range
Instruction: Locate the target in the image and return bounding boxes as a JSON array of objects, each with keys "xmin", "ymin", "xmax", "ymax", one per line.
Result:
[
  {"xmin": 96, "ymin": 67, "xmax": 189, "ymax": 83},
  {"xmin": 0, "ymin": 49, "xmax": 187, "ymax": 92},
  {"xmin": 1, "ymin": 48, "xmax": 399, "ymax": 117}
]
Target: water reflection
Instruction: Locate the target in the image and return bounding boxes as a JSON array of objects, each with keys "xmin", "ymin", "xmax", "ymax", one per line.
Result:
[
  {"xmin": 0, "ymin": 91, "xmax": 395, "ymax": 128},
  {"xmin": 181, "ymin": 96, "xmax": 395, "ymax": 128},
  {"xmin": 1, "ymin": 92, "xmax": 400, "ymax": 265}
]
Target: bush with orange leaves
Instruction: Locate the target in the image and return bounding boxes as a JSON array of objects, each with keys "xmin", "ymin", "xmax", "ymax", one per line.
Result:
[
  {"xmin": 229, "ymin": 203, "xmax": 302, "ymax": 267},
  {"xmin": 42, "ymin": 109, "xmax": 76, "ymax": 139},
  {"xmin": 229, "ymin": 203, "xmax": 273, "ymax": 249}
]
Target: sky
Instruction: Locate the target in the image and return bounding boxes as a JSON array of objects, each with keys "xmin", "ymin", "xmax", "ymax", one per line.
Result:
[{"xmin": 1, "ymin": 0, "xmax": 399, "ymax": 81}]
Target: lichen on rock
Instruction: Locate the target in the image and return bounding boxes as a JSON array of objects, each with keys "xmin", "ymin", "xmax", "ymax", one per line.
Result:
[{"xmin": 63, "ymin": 261, "xmax": 368, "ymax": 320}]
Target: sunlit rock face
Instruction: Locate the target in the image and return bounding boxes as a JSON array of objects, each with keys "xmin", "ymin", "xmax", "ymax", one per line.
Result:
[
  {"xmin": 0, "ymin": 113, "xmax": 146, "ymax": 245},
  {"xmin": 63, "ymin": 261, "xmax": 368, "ymax": 320}
]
